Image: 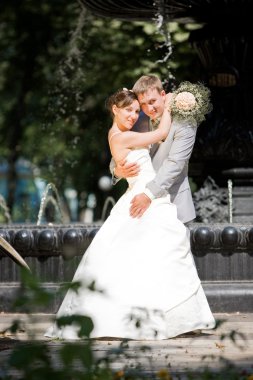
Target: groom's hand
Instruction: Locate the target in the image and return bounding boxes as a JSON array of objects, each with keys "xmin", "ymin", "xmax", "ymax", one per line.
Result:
[
  {"xmin": 130, "ymin": 193, "xmax": 151, "ymax": 218},
  {"xmin": 114, "ymin": 160, "xmax": 139, "ymax": 179}
]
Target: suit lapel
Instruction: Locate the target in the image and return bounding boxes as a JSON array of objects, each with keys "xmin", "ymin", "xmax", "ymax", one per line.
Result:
[{"xmin": 149, "ymin": 118, "xmax": 161, "ymax": 158}]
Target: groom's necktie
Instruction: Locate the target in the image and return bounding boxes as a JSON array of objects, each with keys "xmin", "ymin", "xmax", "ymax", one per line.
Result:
[
  {"xmin": 150, "ymin": 118, "xmax": 160, "ymax": 131},
  {"xmin": 149, "ymin": 118, "xmax": 161, "ymax": 157}
]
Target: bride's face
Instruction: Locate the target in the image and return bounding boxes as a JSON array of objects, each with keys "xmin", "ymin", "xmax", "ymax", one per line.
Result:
[{"xmin": 113, "ymin": 100, "xmax": 140, "ymax": 131}]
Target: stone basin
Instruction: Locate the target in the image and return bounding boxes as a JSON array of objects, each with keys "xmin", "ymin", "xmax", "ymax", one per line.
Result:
[{"xmin": 0, "ymin": 222, "xmax": 252, "ymax": 313}]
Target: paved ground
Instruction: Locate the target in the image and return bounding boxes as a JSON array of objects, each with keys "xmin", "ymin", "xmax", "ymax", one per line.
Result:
[{"xmin": 0, "ymin": 312, "xmax": 253, "ymax": 378}]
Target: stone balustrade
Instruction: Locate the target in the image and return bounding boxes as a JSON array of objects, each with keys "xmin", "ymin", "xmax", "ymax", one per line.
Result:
[
  {"xmin": 0, "ymin": 223, "xmax": 252, "ymax": 313},
  {"xmin": 0, "ymin": 223, "xmax": 253, "ymax": 258}
]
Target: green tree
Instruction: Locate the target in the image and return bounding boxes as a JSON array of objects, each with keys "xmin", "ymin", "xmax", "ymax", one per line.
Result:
[{"xmin": 0, "ymin": 0, "xmax": 202, "ymax": 221}]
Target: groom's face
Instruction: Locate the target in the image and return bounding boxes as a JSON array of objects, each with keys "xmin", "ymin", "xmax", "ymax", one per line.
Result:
[{"xmin": 137, "ymin": 88, "xmax": 166, "ymax": 121}]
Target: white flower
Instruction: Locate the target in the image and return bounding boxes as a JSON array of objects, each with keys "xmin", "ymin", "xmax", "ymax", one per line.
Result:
[
  {"xmin": 175, "ymin": 91, "xmax": 196, "ymax": 111},
  {"xmin": 168, "ymin": 81, "xmax": 213, "ymax": 126}
]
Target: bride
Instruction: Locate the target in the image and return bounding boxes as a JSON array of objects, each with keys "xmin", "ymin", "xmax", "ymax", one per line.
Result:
[{"xmin": 45, "ymin": 88, "xmax": 215, "ymax": 340}]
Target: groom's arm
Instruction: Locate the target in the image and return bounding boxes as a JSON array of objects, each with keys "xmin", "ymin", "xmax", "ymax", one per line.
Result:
[
  {"xmin": 130, "ymin": 122, "xmax": 197, "ymax": 217},
  {"xmin": 109, "ymin": 157, "xmax": 140, "ymax": 185}
]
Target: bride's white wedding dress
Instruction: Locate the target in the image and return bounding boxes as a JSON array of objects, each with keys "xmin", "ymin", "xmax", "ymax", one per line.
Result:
[{"xmin": 45, "ymin": 148, "xmax": 215, "ymax": 340}]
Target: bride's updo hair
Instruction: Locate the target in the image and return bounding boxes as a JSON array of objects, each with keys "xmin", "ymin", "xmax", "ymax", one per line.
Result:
[{"xmin": 106, "ymin": 88, "xmax": 138, "ymax": 118}]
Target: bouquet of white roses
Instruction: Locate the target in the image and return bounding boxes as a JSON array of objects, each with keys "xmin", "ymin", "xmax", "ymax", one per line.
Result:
[{"xmin": 168, "ymin": 81, "xmax": 213, "ymax": 125}]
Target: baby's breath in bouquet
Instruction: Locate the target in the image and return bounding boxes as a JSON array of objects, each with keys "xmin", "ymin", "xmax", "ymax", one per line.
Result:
[{"xmin": 168, "ymin": 81, "xmax": 213, "ymax": 126}]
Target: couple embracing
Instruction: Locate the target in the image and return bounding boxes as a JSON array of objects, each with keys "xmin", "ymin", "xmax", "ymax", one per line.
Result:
[{"xmin": 45, "ymin": 74, "xmax": 215, "ymax": 340}]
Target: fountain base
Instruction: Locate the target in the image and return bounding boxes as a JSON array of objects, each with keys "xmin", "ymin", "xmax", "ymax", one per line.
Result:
[
  {"xmin": 0, "ymin": 223, "xmax": 253, "ymax": 313},
  {"xmin": 1, "ymin": 280, "xmax": 252, "ymax": 314}
]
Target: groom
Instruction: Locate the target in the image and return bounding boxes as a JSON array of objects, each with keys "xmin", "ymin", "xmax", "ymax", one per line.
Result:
[{"xmin": 112, "ymin": 74, "xmax": 197, "ymax": 224}]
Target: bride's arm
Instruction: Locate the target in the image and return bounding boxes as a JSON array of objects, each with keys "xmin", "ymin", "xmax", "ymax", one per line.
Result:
[{"xmin": 119, "ymin": 107, "xmax": 172, "ymax": 149}]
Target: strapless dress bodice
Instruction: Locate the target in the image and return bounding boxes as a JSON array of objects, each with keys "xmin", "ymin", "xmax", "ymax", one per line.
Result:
[{"xmin": 125, "ymin": 148, "xmax": 156, "ymax": 187}]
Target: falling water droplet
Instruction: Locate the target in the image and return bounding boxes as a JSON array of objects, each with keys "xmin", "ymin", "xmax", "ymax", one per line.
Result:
[{"xmin": 153, "ymin": 0, "xmax": 175, "ymax": 86}]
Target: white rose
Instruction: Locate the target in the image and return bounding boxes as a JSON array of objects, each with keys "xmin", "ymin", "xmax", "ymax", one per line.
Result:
[{"xmin": 175, "ymin": 91, "xmax": 196, "ymax": 111}]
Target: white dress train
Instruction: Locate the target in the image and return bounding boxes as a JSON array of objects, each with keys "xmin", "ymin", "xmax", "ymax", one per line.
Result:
[{"xmin": 45, "ymin": 148, "xmax": 215, "ymax": 340}]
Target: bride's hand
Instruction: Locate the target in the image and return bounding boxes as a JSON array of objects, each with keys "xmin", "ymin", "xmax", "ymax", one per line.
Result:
[
  {"xmin": 164, "ymin": 92, "xmax": 173, "ymax": 110},
  {"xmin": 156, "ymin": 93, "xmax": 173, "ymax": 140}
]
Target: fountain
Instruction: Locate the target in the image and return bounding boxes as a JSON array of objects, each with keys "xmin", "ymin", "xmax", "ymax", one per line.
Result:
[
  {"xmin": 78, "ymin": 0, "xmax": 253, "ymax": 314},
  {"xmin": 0, "ymin": 194, "xmax": 12, "ymax": 224},
  {"xmin": 0, "ymin": 0, "xmax": 253, "ymax": 313},
  {"xmin": 37, "ymin": 183, "xmax": 64, "ymax": 225},
  {"xmin": 100, "ymin": 196, "xmax": 116, "ymax": 222},
  {"xmin": 0, "ymin": 176, "xmax": 253, "ymax": 313},
  {"xmin": 227, "ymin": 179, "xmax": 233, "ymax": 224}
]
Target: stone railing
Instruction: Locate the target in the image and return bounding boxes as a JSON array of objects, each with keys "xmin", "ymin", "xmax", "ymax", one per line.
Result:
[
  {"xmin": 0, "ymin": 223, "xmax": 253, "ymax": 313},
  {"xmin": 0, "ymin": 223, "xmax": 253, "ymax": 258}
]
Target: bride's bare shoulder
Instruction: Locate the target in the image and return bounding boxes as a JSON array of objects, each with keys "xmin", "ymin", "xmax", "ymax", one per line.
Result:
[{"xmin": 108, "ymin": 129, "xmax": 123, "ymax": 143}]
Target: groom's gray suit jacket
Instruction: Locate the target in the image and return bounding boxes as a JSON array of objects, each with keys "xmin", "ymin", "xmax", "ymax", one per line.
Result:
[{"xmin": 147, "ymin": 118, "xmax": 197, "ymax": 224}]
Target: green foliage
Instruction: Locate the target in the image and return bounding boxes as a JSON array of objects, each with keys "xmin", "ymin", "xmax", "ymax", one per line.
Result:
[
  {"xmin": 56, "ymin": 315, "xmax": 94, "ymax": 339},
  {"xmin": 0, "ymin": 0, "xmax": 202, "ymax": 217}
]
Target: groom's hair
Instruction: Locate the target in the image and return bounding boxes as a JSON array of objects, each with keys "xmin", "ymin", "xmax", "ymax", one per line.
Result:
[{"xmin": 132, "ymin": 74, "xmax": 164, "ymax": 95}]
